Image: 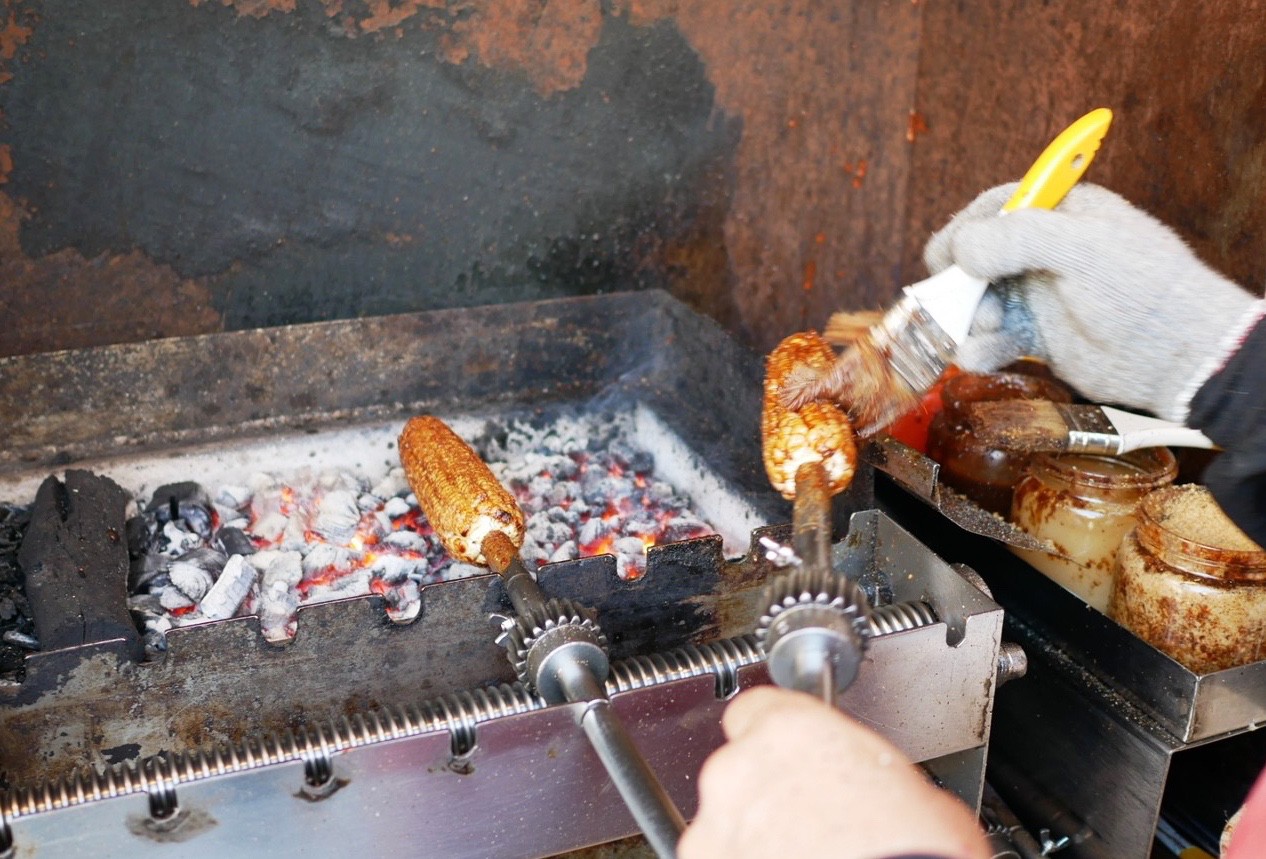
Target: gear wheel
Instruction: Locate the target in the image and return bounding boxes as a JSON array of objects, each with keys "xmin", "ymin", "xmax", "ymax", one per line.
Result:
[
  {"xmin": 755, "ymin": 567, "xmax": 873, "ymax": 698},
  {"xmin": 755, "ymin": 567, "xmax": 872, "ymax": 648},
  {"xmin": 498, "ymin": 597, "xmax": 609, "ymax": 701}
]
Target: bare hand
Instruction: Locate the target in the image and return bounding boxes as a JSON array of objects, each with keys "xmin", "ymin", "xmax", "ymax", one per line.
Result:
[{"xmin": 678, "ymin": 686, "xmax": 989, "ymax": 859}]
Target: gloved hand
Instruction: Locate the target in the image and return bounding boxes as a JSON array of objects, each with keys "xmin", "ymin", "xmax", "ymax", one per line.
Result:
[
  {"xmin": 678, "ymin": 687, "xmax": 989, "ymax": 859},
  {"xmin": 924, "ymin": 182, "xmax": 1261, "ymax": 422}
]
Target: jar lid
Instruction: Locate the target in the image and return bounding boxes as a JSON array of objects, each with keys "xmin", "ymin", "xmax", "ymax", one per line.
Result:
[{"xmin": 1137, "ymin": 484, "xmax": 1266, "ymax": 581}]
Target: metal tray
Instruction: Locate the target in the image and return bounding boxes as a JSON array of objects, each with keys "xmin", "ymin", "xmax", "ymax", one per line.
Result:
[{"xmin": 871, "ymin": 440, "xmax": 1266, "ymax": 744}]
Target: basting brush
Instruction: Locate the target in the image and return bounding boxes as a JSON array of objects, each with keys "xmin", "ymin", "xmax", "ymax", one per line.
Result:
[
  {"xmin": 961, "ymin": 399, "xmax": 1217, "ymax": 456},
  {"xmin": 780, "ymin": 107, "xmax": 1115, "ymax": 437}
]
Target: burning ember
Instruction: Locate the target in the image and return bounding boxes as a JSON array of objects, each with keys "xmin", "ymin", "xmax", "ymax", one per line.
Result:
[{"xmin": 127, "ymin": 412, "xmax": 718, "ymax": 649}]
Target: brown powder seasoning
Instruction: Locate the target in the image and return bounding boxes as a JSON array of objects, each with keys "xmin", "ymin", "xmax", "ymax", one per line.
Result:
[{"xmin": 1109, "ymin": 484, "xmax": 1266, "ymax": 674}]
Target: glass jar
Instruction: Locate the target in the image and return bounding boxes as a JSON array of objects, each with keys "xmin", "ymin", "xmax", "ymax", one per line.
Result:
[
  {"xmin": 1110, "ymin": 484, "xmax": 1266, "ymax": 673},
  {"xmin": 926, "ymin": 371, "xmax": 1071, "ymax": 515},
  {"xmin": 1010, "ymin": 448, "xmax": 1177, "ymax": 612}
]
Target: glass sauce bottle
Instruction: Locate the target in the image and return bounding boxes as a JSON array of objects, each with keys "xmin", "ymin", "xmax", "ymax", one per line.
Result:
[
  {"xmin": 1009, "ymin": 448, "xmax": 1177, "ymax": 612},
  {"xmin": 925, "ymin": 371, "xmax": 1071, "ymax": 515},
  {"xmin": 1110, "ymin": 484, "xmax": 1266, "ymax": 674}
]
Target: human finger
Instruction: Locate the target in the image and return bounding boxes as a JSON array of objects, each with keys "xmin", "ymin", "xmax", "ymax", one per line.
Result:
[{"xmin": 719, "ymin": 686, "xmax": 829, "ymax": 741}]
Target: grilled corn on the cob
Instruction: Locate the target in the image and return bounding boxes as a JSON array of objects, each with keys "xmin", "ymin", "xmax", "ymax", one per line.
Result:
[
  {"xmin": 763, "ymin": 331, "xmax": 858, "ymax": 500},
  {"xmin": 398, "ymin": 415, "xmax": 526, "ymax": 568}
]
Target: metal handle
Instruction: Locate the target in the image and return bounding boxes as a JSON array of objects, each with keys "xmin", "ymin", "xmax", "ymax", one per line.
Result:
[{"xmin": 555, "ymin": 659, "xmax": 686, "ymax": 858}]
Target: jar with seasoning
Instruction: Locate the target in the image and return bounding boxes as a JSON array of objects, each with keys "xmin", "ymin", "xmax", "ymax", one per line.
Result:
[
  {"xmin": 1009, "ymin": 448, "xmax": 1177, "ymax": 612},
  {"xmin": 1110, "ymin": 484, "xmax": 1266, "ymax": 674},
  {"xmin": 926, "ymin": 371, "xmax": 1071, "ymax": 515}
]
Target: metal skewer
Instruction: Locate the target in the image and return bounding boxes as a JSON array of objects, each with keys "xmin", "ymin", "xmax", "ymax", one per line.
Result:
[
  {"xmin": 484, "ymin": 530, "xmax": 686, "ymax": 858},
  {"xmin": 756, "ymin": 462, "xmax": 872, "ymax": 705}
]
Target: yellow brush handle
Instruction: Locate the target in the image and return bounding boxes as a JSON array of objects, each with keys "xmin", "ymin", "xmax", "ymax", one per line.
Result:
[{"xmin": 1002, "ymin": 107, "xmax": 1114, "ymax": 212}]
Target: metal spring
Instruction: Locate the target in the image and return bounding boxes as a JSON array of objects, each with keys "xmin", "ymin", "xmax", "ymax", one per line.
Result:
[
  {"xmin": 607, "ymin": 635, "xmax": 763, "ymax": 700},
  {"xmin": 869, "ymin": 600, "xmax": 937, "ymax": 636},
  {"xmin": 0, "ymin": 615, "xmax": 930, "ymax": 823}
]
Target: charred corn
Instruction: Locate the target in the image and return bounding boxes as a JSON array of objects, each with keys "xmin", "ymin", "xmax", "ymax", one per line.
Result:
[
  {"xmin": 398, "ymin": 415, "xmax": 526, "ymax": 568},
  {"xmin": 762, "ymin": 331, "xmax": 858, "ymax": 500}
]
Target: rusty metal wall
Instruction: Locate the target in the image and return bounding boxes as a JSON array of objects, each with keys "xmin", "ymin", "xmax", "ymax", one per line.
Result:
[
  {"xmin": 905, "ymin": 0, "xmax": 1266, "ymax": 299},
  {"xmin": 1, "ymin": 1, "xmax": 1263, "ymax": 360}
]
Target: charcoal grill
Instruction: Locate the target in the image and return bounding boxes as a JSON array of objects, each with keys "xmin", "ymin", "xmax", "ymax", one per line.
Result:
[{"xmin": 0, "ymin": 291, "xmax": 1006, "ymax": 858}]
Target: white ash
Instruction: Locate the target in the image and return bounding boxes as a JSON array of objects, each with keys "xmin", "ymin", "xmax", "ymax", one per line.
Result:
[
  {"xmin": 259, "ymin": 552, "xmax": 303, "ymax": 642},
  {"xmin": 301, "ymin": 544, "xmax": 354, "ymax": 577},
  {"xmin": 128, "ymin": 410, "xmax": 721, "ymax": 644},
  {"xmin": 383, "ymin": 530, "xmax": 428, "ymax": 553},
  {"xmin": 371, "ymin": 469, "xmax": 410, "ymax": 502},
  {"xmin": 168, "ymin": 548, "xmax": 224, "ymax": 601},
  {"xmin": 261, "ymin": 552, "xmax": 303, "ymax": 592},
  {"xmin": 249, "ymin": 471, "xmax": 279, "ymax": 495},
  {"xmin": 549, "ymin": 541, "xmax": 578, "ymax": 564},
  {"xmin": 578, "ymin": 517, "xmax": 611, "ymax": 547},
  {"xmin": 161, "ymin": 521, "xmax": 203, "ymax": 557},
  {"xmin": 381, "ymin": 578, "xmax": 421, "ymax": 622},
  {"xmin": 3, "ymin": 629, "xmax": 39, "ymax": 651},
  {"xmin": 145, "ymin": 615, "xmax": 173, "ymax": 635},
  {"xmin": 336, "ymin": 567, "xmax": 373, "ymax": 594},
  {"xmin": 216, "ymin": 484, "xmax": 252, "ymax": 509},
  {"xmin": 383, "ymin": 496, "xmax": 411, "ymax": 519},
  {"xmin": 251, "ymin": 511, "xmax": 289, "ymax": 545},
  {"xmin": 311, "ymin": 489, "xmax": 362, "ymax": 543},
  {"xmin": 612, "ymin": 536, "xmax": 651, "ymax": 579},
  {"xmin": 369, "ymin": 554, "xmax": 417, "ymax": 584},
  {"xmin": 200, "ymin": 554, "xmax": 256, "ymax": 621},
  {"xmin": 446, "ymin": 562, "xmax": 486, "ymax": 580},
  {"xmin": 159, "ymin": 587, "xmax": 195, "ymax": 612}
]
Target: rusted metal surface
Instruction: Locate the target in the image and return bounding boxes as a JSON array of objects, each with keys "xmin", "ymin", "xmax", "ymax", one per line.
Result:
[
  {"xmin": 186, "ymin": 0, "xmax": 924, "ymax": 350},
  {"xmin": 1, "ymin": 1, "xmax": 1264, "ymax": 364},
  {"xmin": 0, "ymin": 0, "xmax": 925, "ymax": 360},
  {"xmin": 625, "ymin": 1, "xmax": 923, "ymax": 349},
  {"xmin": 0, "ymin": 194, "xmax": 221, "ymax": 357},
  {"xmin": 906, "ymin": 0, "xmax": 1266, "ymax": 295},
  {"xmin": 0, "ymin": 292, "xmax": 746, "ymax": 477},
  {"xmin": 0, "ymin": 1, "xmax": 740, "ymax": 357},
  {"xmin": 863, "ymin": 436, "xmax": 1063, "ymax": 557},
  {"xmin": 0, "ymin": 507, "xmax": 1006, "ymax": 859}
]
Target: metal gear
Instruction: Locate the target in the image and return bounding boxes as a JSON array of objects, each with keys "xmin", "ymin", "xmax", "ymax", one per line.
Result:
[
  {"xmin": 498, "ymin": 597, "xmax": 609, "ymax": 702},
  {"xmin": 755, "ymin": 567, "xmax": 872, "ymax": 648},
  {"xmin": 755, "ymin": 567, "xmax": 873, "ymax": 700}
]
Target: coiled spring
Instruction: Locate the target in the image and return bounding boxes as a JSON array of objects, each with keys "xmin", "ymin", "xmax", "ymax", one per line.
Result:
[{"xmin": 869, "ymin": 600, "xmax": 938, "ymax": 636}]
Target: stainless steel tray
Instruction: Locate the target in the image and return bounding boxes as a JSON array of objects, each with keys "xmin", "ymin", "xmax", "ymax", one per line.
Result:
[{"xmin": 870, "ymin": 437, "xmax": 1266, "ymax": 744}]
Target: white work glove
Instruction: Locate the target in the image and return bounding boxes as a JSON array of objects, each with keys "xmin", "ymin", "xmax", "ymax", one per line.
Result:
[{"xmin": 924, "ymin": 182, "xmax": 1262, "ymax": 422}]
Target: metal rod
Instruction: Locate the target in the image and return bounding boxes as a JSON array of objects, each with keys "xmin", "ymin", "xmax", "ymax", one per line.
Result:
[
  {"xmin": 558, "ymin": 663, "xmax": 686, "ymax": 859},
  {"xmin": 498, "ymin": 556, "xmax": 547, "ymax": 617},
  {"xmin": 987, "ymin": 756, "xmax": 1098, "ymax": 856},
  {"xmin": 980, "ymin": 782, "xmax": 1046, "ymax": 859},
  {"xmin": 792, "ymin": 462, "xmax": 832, "ymax": 574},
  {"xmin": 806, "ymin": 648, "xmax": 835, "ymax": 704},
  {"xmin": 492, "ymin": 514, "xmax": 688, "ymax": 859}
]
